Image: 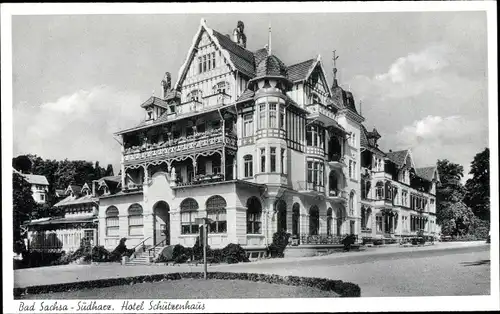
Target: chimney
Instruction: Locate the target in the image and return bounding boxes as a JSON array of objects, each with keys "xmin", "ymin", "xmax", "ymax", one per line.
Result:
[
  {"xmin": 233, "ymin": 21, "xmax": 247, "ymax": 48},
  {"xmin": 161, "ymin": 72, "xmax": 171, "ymax": 99}
]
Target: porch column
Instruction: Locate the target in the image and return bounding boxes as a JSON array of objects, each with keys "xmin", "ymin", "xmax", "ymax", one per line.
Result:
[
  {"xmin": 192, "ymin": 155, "xmax": 197, "ymax": 178},
  {"xmin": 143, "ymin": 164, "xmax": 149, "ymax": 196},
  {"xmin": 233, "ymin": 159, "xmax": 237, "ymax": 180}
]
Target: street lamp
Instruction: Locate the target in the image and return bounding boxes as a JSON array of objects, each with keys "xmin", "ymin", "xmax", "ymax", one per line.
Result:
[{"xmin": 194, "ymin": 217, "xmax": 214, "ymax": 280}]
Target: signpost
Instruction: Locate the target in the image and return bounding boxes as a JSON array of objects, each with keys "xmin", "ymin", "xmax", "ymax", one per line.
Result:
[{"xmin": 195, "ymin": 217, "xmax": 214, "ymax": 280}]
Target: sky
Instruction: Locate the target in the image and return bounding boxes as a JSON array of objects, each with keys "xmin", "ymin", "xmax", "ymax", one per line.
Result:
[{"xmin": 12, "ymin": 11, "xmax": 489, "ymax": 180}]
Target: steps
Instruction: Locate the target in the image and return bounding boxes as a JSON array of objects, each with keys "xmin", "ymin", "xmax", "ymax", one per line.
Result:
[{"xmin": 124, "ymin": 246, "xmax": 166, "ymax": 266}]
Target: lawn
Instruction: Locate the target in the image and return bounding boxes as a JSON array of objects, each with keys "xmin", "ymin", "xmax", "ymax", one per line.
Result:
[{"xmin": 18, "ymin": 279, "xmax": 338, "ymax": 299}]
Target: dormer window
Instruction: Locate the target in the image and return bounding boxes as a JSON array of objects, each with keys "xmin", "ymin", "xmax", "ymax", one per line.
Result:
[
  {"xmin": 187, "ymin": 90, "xmax": 202, "ymax": 102},
  {"xmin": 311, "ymin": 93, "xmax": 320, "ymax": 104},
  {"xmin": 146, "ymin": 108, "xmax": 154, "ymax": 120},
  {"xmin": 212, "ymin": 81, "xmax": 230, "ymax": 95}
]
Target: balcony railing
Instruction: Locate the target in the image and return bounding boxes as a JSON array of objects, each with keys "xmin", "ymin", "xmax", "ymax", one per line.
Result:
[
  {"xmin": 176, "ymin": 93, "xmax": 231, "ymax": 116},
  {"xmin": 123, "ymin": 183, "xmax": 143, "ymax": 192},
  {"xmin": 299, "ymin": 233, "xmax": 357, "ymax": 245},
  {"xmin": 328, "ymin": 189, "xmax": 348, "ymax": 199},
  {"xmin": 328, "ymin": 153, "xmax": 344, "ymax": 163},
  {"xmin": 175, "ymin": 173, "xmax": 227, "ymax": 187},
  {"xmin": 297, "ymin": 181, "xmax": 325, "ymax": 193},
  {"xmin": 124, "ymin": 129, "xmax": 237, "ymax": 162}
]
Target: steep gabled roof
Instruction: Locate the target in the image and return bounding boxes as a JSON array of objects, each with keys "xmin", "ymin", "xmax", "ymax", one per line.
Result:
[
  {"xmin": 386, "ymin": 150, "xmax": 411, "ymax": 168},
  {"xmin": 287, "ymin": 59, "xmax": 315, "ymax": 83},
  {"xmin": 212, "ymin": 30, "xmax": 255, "ymax": 78},
  {"xmin": 415, "ymin": 166, "xmax": 439, "ymax": 182},
  {"xmin": 140, "ymin": 96, "xmax": 170, "ymax": 109},
  {"xmin": 360, "ymin": 125, "xmax": 385, "ymax": 156},
  {"xmin": 236, "ymin": 89, "xmax": 254, "ymax": 104},
  {"xmin": 66, "ymin": 184, "xmax": 82, "ymax": 195}
]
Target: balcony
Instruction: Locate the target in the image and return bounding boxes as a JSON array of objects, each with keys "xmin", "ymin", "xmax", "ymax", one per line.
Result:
[
  {"xmin": 297, "ymin": 181, "xmax": 325, "ymax": 195},
  {"xmin": 327, "ymin": 189, "xmax": 348, "ymax": 202},
  {"xmin": 123, "ymin": 128, "xmax": 237, "ymax": 164},
  {"xmin": 306, "ymin": 103, "xmax": 338, "ymax": 128},
  {"xmin": 175, "ymin": 93, "xmax": 231, "ymax": 116},
  {"xmin": 173, "ymin": 173, "xmax": 227, "ymax": 188},
  {"xmin": 327, "ymin": 153, "xmax": 346, "ymax": 168},
  {"xmin": 122, "ymin": 183, "xmax": 143, "ymax": 192}
]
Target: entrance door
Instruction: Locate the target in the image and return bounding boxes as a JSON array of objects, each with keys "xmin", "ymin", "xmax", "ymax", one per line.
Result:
[{"xmin": 153, "ymin": 201, "xmax": 170, "ymax": 246}]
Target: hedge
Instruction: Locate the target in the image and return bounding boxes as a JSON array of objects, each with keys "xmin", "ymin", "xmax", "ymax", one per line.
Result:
[{"xmin": 14, "ymin": 272, "xmax": 361, "ymax": 298}]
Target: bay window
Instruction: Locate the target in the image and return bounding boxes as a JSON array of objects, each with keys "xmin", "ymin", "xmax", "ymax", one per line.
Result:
[
  {"xmin": 243, "ymin": 113, "xmax": 253, "ymax": 137},
  {"xmin": 259, "ymin": 104, "xmax": 267, "ymax": 129},
  {"xmin": 269, "ymin": 104, "xmax": 277, "ymax": 128},
  {"xmin": 270, "ymin": 147, "xmax": 277, "ymax": 172},
  {"xmin": 244, "ymin": 155, "xmax": 253, "ymax": 177}
]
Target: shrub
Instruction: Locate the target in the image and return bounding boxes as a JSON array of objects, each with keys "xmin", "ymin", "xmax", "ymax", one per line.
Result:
[
  {"xmin": 221, "ymin": 243, "xmax": 249, "ymax": 264},
  {"xmin": 267, "ymin": 231, "xmax": 291, "ymax": 258},
  {"xmin": 90, "ymin": 246, "xmax": 111, "ymax": 262},
  {"xmin": 109, "ymin": 238, "xmax": 134, "ymax": 261}
]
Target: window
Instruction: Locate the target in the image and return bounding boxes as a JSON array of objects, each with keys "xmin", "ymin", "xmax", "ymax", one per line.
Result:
[
  {"xmin": 198, "ymin": 57, "xmax": 202, "ymax": 73},
  {"xmin": 180, "ymin": 198, "xmax": 199, "ymax": 234},
  {"xmin": 307, "ymin": 161, "xmax": 313, "ymax": 183},
  {"xmin": 376, "ymin": 215, "xmax": 383, "ymax": 233},
  {"xmin": 349, "ymin": 192, "xmax": 355, "ymax": 216},
  {"xmin": 40, "ymin": 194, "xmax": 45, "ymax": 201},
  {"xmin": 306, "ymin": 125, "xmax": 318, "ymax": 146},
  {"xmin": 206, "ymin": 195, "xmax": 227, "ymax": 234},
  {"xmin": 318, "ymin": 162, "xmax": 323, "ymax": 186},
  {"xmin": 269, "ymin": 104, "xmax": 277, "ymax": 128},
  {"xmin": 128, "ymin": 204, "xmax": 144, "ymax": 236},
  {"xmin": 352, "ymin": 161, "xmax": 357, "ymax": 180},
  {"xmin": 212, "ymin": 52, "xmax": 216, "ymax": 69},
  {"xmin": 146, "ymin": 109, "xmax": 153, "ymax": 120},
  {"xmin": 203, "ymin": 55, "xmax": 207, "ymax": 72},
  {"xmin": 187, "ymin": 90, "xmax": 202, "ymax": 102},
  {"xmin": 375, "ymin": 181, "xmax": 384, "ymax": 200},
  {"xmin": 259, "ymin": 104, "xmax": 267, "ymax": 129},
  {"xmin": 244, "ymin": 155, "xmax": 253, "ymax": 177},
  {"xmin": 281, "ymin": 148, "xmax": 286, "ymax": 174},
  {"xmin": 243, "ymin": 113, "xmax": 253, "ymax": 137},
  {"xmin": 260, "ymin": 148, "xmax": 266, "ymax": 173},
  {"xmin": 247, "ymin": 197, "xmax": 262, "ymax": 234},
  {"xmin": 212, "ymin": 81, "xmax": 230, "ymax": 94},
  {"xmin": 349, "ymin": 160, "xmax": 353, "ymax": 178},
  {"xmin": 270, "ymin": 147, "xmax": 277, "ymax": 172},
  {"xmin": 385, "ymin": 182, "xmax": 392, "ymax": 200},
  {"xmin": 279, "ymin": 106, "xmax": 285, "ymax": 129},
  {"xmin": 313, "ymin": 162, "xmax": 319, "ymax": 184}
]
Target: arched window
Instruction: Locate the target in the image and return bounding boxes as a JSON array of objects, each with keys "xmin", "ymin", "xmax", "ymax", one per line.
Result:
[
  {"xmin": 375, "ymin": 181, "xmax": 384, "ymax": 200},
  {"xmin": 246, "ymin": 197, "xmax": 262, "ymax": 234},
  {"xmin": 206, "ymin": 195, "xmax": 227, "ymax": 234},
  {"xmin": 292, "ymin": 203, "xmax": 300, "ymax": 236},
  {"xmin": 212, "ymin": 81, "xmax": 230, "ymax": 95},
  {"xmin": 361, "ymin": 206, "xmax": 366, "ymax": 229},
  {"xmin": 243, "ymin": 154, "xmax": 253, "ymax": 177},
  {"xmin": 309, "ymin": 205, "xmax": 320, "ymax": 235},
  {"xmin": 128, "ymin": 204, "xmax": 143, "ymax": 236},
  {"xmin": 327, "ymin": 208, "xmax": 333, "ymax": 236},
  {"xmin": 349, "ymin": 191, "xmax": 355, "ymax": 216},
  {"xmin": 105, "ymin": 206, "xmax": 119, "ymax": 236},
  {"xmin": 187, "ymin": 89, "xmax": 202, "ymax": 102},
  {"xmin": 180, "ymin": 198, "xmax": 199, "ymax": 234},
  {"xmin": 275, "ymin": 200, "xmax": 287, "ymax": 232}
]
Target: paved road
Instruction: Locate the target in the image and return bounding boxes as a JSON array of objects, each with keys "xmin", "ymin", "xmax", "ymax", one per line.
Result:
[
  {"xmin": 215, "ymin": 245, "xmax": 491, "ymax": 297},
  {"xmin": 14, "ymin": 242, "xmax": 491, "ymax": 297}
]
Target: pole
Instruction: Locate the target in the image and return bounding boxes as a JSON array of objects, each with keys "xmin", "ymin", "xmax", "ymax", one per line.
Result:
[{"xmin": 203, "ymin": 220, "xmax": 208, "ymax": 280}]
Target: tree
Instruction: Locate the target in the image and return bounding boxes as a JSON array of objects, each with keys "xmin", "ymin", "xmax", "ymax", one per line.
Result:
[
  {"xmin": 104, "ymin": 164, "xmax": 114, "ymax": 177},
  {"xmin": 12, "ymin": 155, "xmax": 32, "ymax": 173},
  {"xmin": 436, "ymin": 159, "xmax": 472, "ymax": 236},
  {"xmin": 464, "ymin": 148, "xmax": 490, "ymax": 221},
  {"xmin": 13, "ymin": 173, "xmax": 37, "ymax": 244}
]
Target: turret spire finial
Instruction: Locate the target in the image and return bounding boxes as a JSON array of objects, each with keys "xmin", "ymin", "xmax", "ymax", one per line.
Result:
[
  {"xmin": 268, "ymin": 22, "xmax": 272, "ymax": 56},
  {"xmin": 332, "ymin": 50, "xmax": 339, "ymax": 81}
]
